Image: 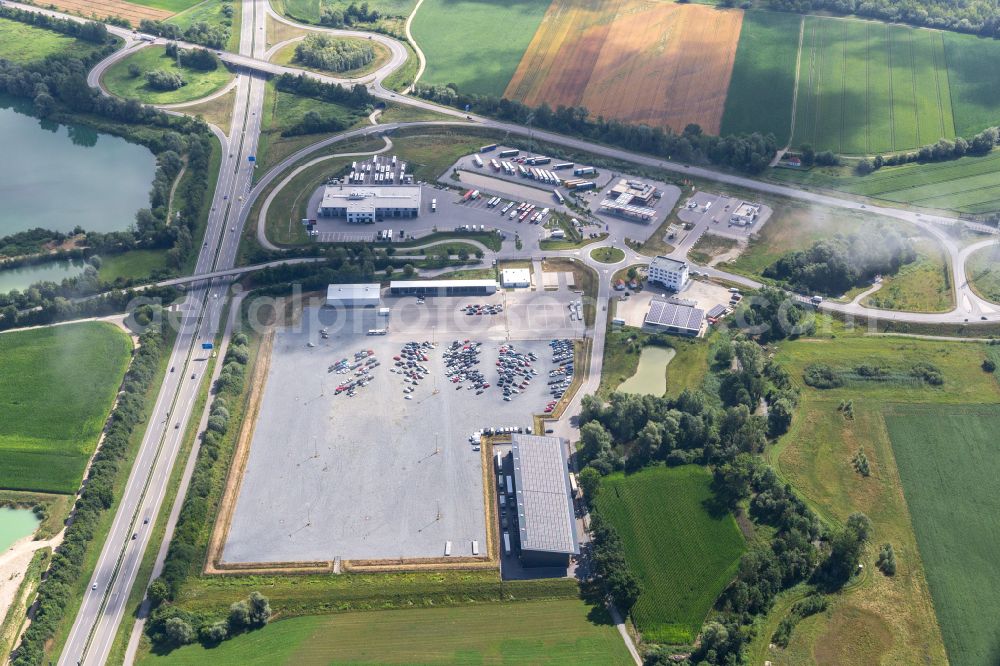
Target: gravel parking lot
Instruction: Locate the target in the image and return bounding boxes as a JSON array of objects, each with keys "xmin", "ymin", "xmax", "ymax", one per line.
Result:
[{"xmin": 223, "ymin": 298, "xmax": 581, "ymax": 564}]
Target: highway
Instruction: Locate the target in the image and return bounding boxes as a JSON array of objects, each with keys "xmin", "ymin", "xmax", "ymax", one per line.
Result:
[
  {"xmin": 55, "ymin": 2, "xmax": 269, "ymax": 664},
  {"xmin": 1, "ymin": 1, "xmax": 994, "ymax": 663}
]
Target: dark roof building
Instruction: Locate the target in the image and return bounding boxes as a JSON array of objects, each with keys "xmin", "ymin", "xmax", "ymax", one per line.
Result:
[
  {"xmin": 510, "ymin": 434, "xmax": 579, "ymax": 568},
  {"xmin": 644, "ymin": 298, "xmax": 704, "ymax": 337}
]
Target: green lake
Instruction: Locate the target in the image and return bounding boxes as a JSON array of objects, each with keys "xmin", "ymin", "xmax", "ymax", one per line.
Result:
[
  {"xmin": 618, "ymin": 346, "xmax": 676, "ymax": 396},
  {"xmin": 0, "ymin": 507, "xmax": 40, "ymax": 552},
  {"xmin": 0, "ymin": 96, "xmax": 155, "ymax": 236},
  {"xmin": 0, "ymin": 258, "xmax": 86, "ymax": 293}
]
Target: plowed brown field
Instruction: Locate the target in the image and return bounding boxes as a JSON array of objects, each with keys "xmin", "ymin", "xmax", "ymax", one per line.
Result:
[
  {"xmin": 504, "ymin": 0, "xmax": 743, "ymax": 134},
  {"xmin": 42, "ymin": 0, "xmax": 172, "ymax": 26}
]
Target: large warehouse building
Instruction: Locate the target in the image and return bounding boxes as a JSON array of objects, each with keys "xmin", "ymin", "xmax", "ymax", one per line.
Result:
[
  {"xmin": 317, "ymin": 186, "xmax": 421, "ymax": 223},
  {"xmin": 510, "ymin": 434, "xmax": 579, "ymax": 568},
  {"xmin": 325, "ymin": 283, "xmax": 381, "ymax": 308},
  {"xmin": 389, "ymin": 279, "xmax": 498, "ymax": 296}
]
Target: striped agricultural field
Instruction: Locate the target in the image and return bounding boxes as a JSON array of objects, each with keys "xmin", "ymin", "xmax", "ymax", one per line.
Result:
[{"xmin": 791, "ymin": 16, "xmax": 954, "ymax": 154}]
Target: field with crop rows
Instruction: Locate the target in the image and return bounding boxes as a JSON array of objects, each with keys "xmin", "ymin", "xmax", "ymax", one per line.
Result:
[
  {"xmin": 720, "ymin": 11, "xmax": 800, "ymax": 142},
  {"xmin": 772, "ymin": 149, "xmax": 1000, "ymax": 214},
  {"xmin": 141, "ymin": 598, "xmax": 633, "ymax": 665},
  {"xmin": 596, "ymin": 465, "xmax": 745, "ymax": 644},
  {"xmin": 505, "ymin": 1, "xmax": 742, "ymax": 133},
  {"xmin": 0, "ymin": 323, "xmax": 132, "ymax": 494},
  {"xmin": 942, "ymin": 32, "xmax": 1000, "ymax": 138},
  {"xmin": 41, "ymin": 0, "xmax": 171, "ymax": 24},
  {"xmin": 793, "ymin": 17, "xmax": 954, "ymax": 154},
  {"xmin": 884, "ymin": 404, "xmax": 1000, "ymax": 666},
  {"xmin": 411, "ymin": 0, "xmax": 548, "ymax": 96}
]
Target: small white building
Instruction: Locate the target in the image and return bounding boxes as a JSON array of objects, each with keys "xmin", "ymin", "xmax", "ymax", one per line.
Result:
[
  {"xmin": 730, "ymin": 202, "xmax": 760, "ymax": 226},
  {"xmin": 501, "ymin": 268, "xmax": 531, "ymax": 288},
  {"xmin": 648, "ymin": 256, "xmax": 689, "ymax": 291},
  {"xmin": 326, "ymin": 283, "xmax": 381, "ymax": 308}
]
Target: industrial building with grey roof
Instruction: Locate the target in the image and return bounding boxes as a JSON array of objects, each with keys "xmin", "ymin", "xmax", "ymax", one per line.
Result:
[{"xmin": 510, "ymin": 433, "xmax": 579, "ymax": 568}]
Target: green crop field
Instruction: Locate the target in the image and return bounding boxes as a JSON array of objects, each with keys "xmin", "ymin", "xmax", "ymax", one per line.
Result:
[
  {"xmin": 102, "ymin": 46, "xmax": 234, "ymax": 105},
  {"xmin": 942, "ymin": 32, "xmax": 1000, "ymax": 138},
  {"xmin": 883, "ymin": 404, "xmax": 1000, "ymax": 666},
  {"xmin": 720, "ymin": 11, "xmax": 801, "ymax": 143},
  {"xmin": 0, "ymin": 323, "xmax": 132, "ymax": 494},
  {"xmin": 793, "ymin": 17, "xmax": 954, "ymax": 155},
  {"xmin": 0, "ymin": 18, "xmax": 106, "ymax": 64},
  {"xmin": 595, "ymin": 466, "xmax": 745, "ymax": 644},
  {"xmin": 98, "ymin": 250, "xmax": 171, "ymax": 283},
  {"xmin": 966, "ymin": 243, "xmax": 1000, "ymax": 303},
  {"xmin": 411, "ymin": 0, "xmax": 549, "ymax": 96},
  {"xmin": 129, "ymin": 0, "xmax": 203, "ymax": 11},
  {"xmin": 140, "ymin": 599, "xmax": 633, "ymax": 665},
  {"xmin": 771, "ymin": 149, "xmax": 1000, "ymax": 214}
]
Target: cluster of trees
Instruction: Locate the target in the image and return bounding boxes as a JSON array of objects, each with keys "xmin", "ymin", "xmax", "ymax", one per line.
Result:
[
  {"xmin": 147, "ymin": 590, "xmax": 271, "ymax": 648},
  {"xmin": 0, "ymin": 227, "xmax": 77, "ymax": 259},
  {"xmin": 294, "ymin": 34, "xmax": 376, "ymax": 72},
  {"xmin": 157, "ymin": 334, "xmax": 250, "ymax": 602},
  {"xmin": 798, "ymin": 144, "xmax": 839, "ymax": 167},
  {"xmin": 763, "ymin": 228, "xmax": 916, "ymax": 295},
  {"xmin": 273, "ymin": 73, "xmax": 373, "ymax": 108},
  {"xmin": 733, "ymin": 286, "xmax": 816, "ymax": 343},
  {"xmin": 0, "ymin": 284, "xmax": 179, "ymax": 331},
  {"xmin": 165, "ymin": 42, "xmax": 221, "ymax": 71},
  {"xmin": 281, "ymin": 110, "xmax": 348, "ymax": 137},
  {"xmin": 414, "ymin": 85, "xmax": 779, "ymax": 174},
  {"xmin": 876, "ymin": 543, "xmax": 897, "ymax": 575},
  {"xmin": 771, "ymin": 594, "xmax": 828, "ymax": 648},
  {"xmin": 13, "ymin": 323, "xmax": 166, "ymax": 666},
  {"xmin": 588, "ymin": 514, "xmax": 641, "ymax": 612},
  {"xmin": 0, "ymin": 5, "xmax": 109, "ymax": 43},
  {"xmin": 146, "ymin": 69, "xmax": 186, "ymax": 91},
  {"xmin": 320, "ymin": 2, "xmax": 382, "ymax": 26},
  {"xmin": 766, "ymin": 0, "xmax": 1000, "ymax": 38},
  {"xmin": 138, "ymin": 19, "xmax": 229, "ymax": 49},
  {"xmin": 858, "ymin": 128, "xmax": 1000, "ymax": 173}
]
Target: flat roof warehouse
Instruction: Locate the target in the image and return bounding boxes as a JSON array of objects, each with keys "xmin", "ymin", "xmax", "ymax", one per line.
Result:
[{"xmin": 511, "ymin": 434, "xmax": 578, "ymax": 567}]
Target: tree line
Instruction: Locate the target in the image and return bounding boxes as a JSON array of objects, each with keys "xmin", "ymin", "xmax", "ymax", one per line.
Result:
[
  {"xmin": 294, "ymin": 34, "xmax": 376, "ymax": 73},
  {"xmin": 763, "ymin": 226, "xmax": 916, "ymax": 295},
  {"xmin": 273, "ymin": 73, "xmax": 374, "ymax": 109},
  {"xmin": 414, "ymin": 84, "xmax": 779, "ymax": 174},
  {"xmin": 0, "ymin": 5, "xmax": 109, "ymax": 43},
  {"xmin": 147, "ymin": 332, "xmax": 261, "ymax": 648},
  {"xmin": 320, "ymin": 2, "xmax": 382, "ymax": 27},
  {"xmin": 767, "ymin": 0, "xmax": 1000, "ymax": 38},
  {"xmin": 138, "ymin": 18, "xmax": 229, "ymax": 49},
  {"xmin": 858, "ymin": 127, "xmax": 1000, "ymax": 174},
  {"xmin": 13, "ymin": 320, "xmax": 166, "ymax": 666}
]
